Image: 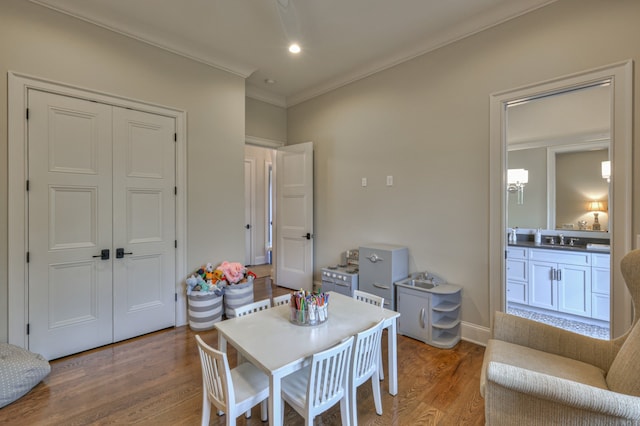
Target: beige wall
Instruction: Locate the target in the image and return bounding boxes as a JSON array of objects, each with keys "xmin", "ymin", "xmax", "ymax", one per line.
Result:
[
  {"xmin": 0, "ymin": 1, "xmax": 246, "ymax": 341},
  {"xmin": 246, "ymin": 97, "xmax": 287, "ymax": 143},
  {"xmin": 287, "ymin": 0, "xmax": 640, "ymax": 328}
]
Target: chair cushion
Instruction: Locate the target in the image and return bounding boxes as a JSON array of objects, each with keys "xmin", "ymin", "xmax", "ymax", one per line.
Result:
[
  {"xmin": 606, "ymin": 322, "xmax": 640, "ymax": 396},
  {"xmin": 0, "ymin": 344, "xmax": 51, "ymax": 408},
  {"xmin": 481, "ymin": 339, "xmax": 608, "ymax": 395}
]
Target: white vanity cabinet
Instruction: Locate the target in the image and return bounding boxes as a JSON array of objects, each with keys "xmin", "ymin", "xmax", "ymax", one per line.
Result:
[
  {"xmin": 506, "ymin": 247, "xmax": 528, "ymax": 304},
  {"xmin": 396, "ymin": 283, "xmax": 461, "ymax": 349},
  {"xmin": 591, "ymin": 253, "xmax": 611, "ymax": 321},
  {"xmin": 528, "ymin": 249, "xmax": 592, "ymax": 317}
]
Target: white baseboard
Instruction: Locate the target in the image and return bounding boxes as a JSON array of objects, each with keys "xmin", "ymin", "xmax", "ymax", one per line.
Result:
[{"xmin": 461, "ymin": 321, "xmax": 490, "ymax": 347}]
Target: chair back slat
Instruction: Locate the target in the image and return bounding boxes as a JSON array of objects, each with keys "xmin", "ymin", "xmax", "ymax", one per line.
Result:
[
  {"xmin": 353, "ymin": 320, "xmax": 384, "ymax": 383},
  {"xmin": 272, "ymin": 293, "xmax": 292, "ymax": 307},
  {"xmin": 195, "ymin": 335, "xmax": 234, "ymax": 411},
  {"xmin": 233, "ymin": 298, "xmax": 271, "ymax": 317},
  {"xmin": 354, "ymin": 289, "xmax": 384, "ymax": 308},
  {"xmin": 308, "ymin": 336, "xmax": 353, "ymax": 412}
]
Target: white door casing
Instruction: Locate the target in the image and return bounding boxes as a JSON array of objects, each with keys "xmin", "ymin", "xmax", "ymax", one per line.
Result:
[
  {"xmin": 8, "ymin": 72, "xmax": 187, "ymax": 356},
  {"xmin": 27, "ymin": 90, "xmax": 114, "ymax": 358},
  {"xmin": 244, "ymin": 159, "xmax": 255, "ymax": 266},
  {"xmin": 275, "ymin": 142, "xmax": 314, "ymax": 291}
]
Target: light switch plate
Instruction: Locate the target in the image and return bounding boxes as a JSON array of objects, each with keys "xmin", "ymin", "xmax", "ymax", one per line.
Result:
[
  {"xmin": 386, "ymin": 175, "xmax": 393, "ymax": 186},
  {"xmin": 361, "ymin": 177, "xmax": 367, "ymax": 187}
]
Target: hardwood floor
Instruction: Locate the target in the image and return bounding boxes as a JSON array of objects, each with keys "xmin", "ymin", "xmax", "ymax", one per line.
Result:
[{"xmin": 0, "ymin": 278, "xmax": 486, "ymax": 425}]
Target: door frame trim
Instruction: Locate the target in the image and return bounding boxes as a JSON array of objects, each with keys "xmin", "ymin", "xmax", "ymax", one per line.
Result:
[
  {"xmin": 489, "ymin": 60, "xmax": 633, "ymax": 337},
  {"xmin": 7, "ymin": 71, "xmax": 188, "ymax": 347}
]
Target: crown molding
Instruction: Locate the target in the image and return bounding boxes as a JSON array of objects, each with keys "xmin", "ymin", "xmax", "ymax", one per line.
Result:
[
  {"xmin": 245, "ymin": 83, "xmax": 287, "ymax": 108},
  {"xmin": 29, "ymin": 0, "xmax": 256, "ymax": 78}
]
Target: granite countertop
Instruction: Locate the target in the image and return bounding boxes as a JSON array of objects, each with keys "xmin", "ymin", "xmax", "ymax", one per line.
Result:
[{"xmin": 508, "ymin": 240, "xmax": 610, "ymax": 254}]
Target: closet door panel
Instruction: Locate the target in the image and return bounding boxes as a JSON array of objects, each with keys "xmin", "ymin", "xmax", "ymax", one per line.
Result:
[
  {"xmin": 112, "ymin": 107, "xmax": 176, "ymax": 341},
  {"xmin": 27, "ymin": 90, "xmax": 113, "ymax": 360}
]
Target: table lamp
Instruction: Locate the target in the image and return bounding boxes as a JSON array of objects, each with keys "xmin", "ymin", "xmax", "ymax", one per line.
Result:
[{"xmin": 587, "ymin": 201, "xmax": 605, "ymax": 231}]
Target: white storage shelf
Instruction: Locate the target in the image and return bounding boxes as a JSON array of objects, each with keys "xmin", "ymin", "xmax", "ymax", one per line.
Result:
[{"xmin": 395, "ymin": 282, "xmax": 461, "ymax": 349}]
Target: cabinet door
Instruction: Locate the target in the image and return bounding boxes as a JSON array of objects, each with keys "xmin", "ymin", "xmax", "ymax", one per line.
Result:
[
  {"xmin": 557, "ymin": 264, "xmax": 591, "ymax": 317},
  {"xmin": 529, "ymin": 261, "xmax": 556, "ymax": 310},
  {"xmin": 397, "ymin": 288, "xmax": 429, "ymax": 343},
  {"xmin": 507, "ymin": 280, "xmax": 527, "ymax": 304},
  {"xmin": 507, "ymin": 258, "xmax": 527, "ymax": 281},
  {"xmin": 592, "ymin": 293, "xmax": 610, "ymax": 321}
]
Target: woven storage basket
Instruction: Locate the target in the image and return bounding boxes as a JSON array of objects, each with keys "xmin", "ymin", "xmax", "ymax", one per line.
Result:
[
  {"xmin": 187, "ymin": 292, "xmax": 223, "ymax": 331},
  {"xmin": 224, "ymin": 280, "xmax": 254, "ymax": 318}
]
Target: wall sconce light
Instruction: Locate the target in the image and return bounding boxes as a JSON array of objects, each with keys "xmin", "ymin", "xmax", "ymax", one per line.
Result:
[
  {"xmin": 601, "ymin": 160, "xmax": 611, "ymax": 182},
  {"xmin": 587, "ymin": 200, "xmax": 605, "ymax": 231},
  {"xmin": 507, "ymin": 168, "xmax": 528, "ymax": 205}
]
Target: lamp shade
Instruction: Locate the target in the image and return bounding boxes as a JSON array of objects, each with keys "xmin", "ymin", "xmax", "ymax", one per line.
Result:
[
  {"xmin": 587, "ymin": 201, "xmax": 605, "ymax": 212},
  {"xmin": 507, "ymin": 168, "xmax": 528, "ymax": 185}
]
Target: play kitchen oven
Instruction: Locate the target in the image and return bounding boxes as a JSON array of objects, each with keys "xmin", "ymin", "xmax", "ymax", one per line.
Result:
[{"xmin": 320, "ymin": 249, "xmax": 359, "ymax": 297}]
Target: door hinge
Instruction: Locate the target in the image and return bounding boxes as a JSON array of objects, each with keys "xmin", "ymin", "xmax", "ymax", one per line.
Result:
[
  {"xmin": 26, "ymin": 323, "xmax": 30, "ymax": 335},
  {"xmin": 26, "ymin": 252, "xmax": 30, "ymax": 263},
  {"xmin": 505, "ymin": 250, "xmax": 507, "ymax": 260},
  {"xmin": 175, "ymin": 293, "xmax": 177, "ymax": 302},
  {"xmin": 26, "ymin": 180, "xmax": 30, "ymax": 191},
  {"xmin": 174, "ymin": 240, "xmax": 177, "ymax": 248},
  {"xmin": 26, "ymin": 108, "xmax": 29, "ymax": 120},
  {"xmin": 174, "ymin": 133, "xmax": 177, "ymax": 142},
  {"xmin": 174, "ymin": 186, "xmax": 177, "ymax": 195}
]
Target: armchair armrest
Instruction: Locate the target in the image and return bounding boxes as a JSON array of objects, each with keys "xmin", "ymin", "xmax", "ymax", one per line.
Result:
[
  {"xmin": 492, "ymin": 311, "xmax": 619, "ymax": 371},
  {"xmin": 486, "ymin": 362, "xmax": 640, "ymax": 420}
]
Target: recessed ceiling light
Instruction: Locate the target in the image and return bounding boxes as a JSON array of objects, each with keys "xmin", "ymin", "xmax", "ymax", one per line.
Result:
[{"xmin": 288, "ymin": 43, "xmax": 301, "ymax": 54}]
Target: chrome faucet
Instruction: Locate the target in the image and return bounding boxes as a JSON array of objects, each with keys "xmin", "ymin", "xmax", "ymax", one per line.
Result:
[{"xmin": 559, "ymin": 234, "xmax": 565, "ymax": 245}]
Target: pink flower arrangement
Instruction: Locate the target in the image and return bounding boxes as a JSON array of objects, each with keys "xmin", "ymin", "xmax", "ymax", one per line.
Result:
[{"xmin": 218, "ymin": 261, "xmax": 246, "ymax": 284}]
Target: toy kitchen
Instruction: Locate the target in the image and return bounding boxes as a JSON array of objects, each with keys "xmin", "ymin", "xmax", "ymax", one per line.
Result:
[
  {"xmin": 321, "ymin": 244, "xmax": 409, "ymax": 310},
  {"xmin": 320, "ymin": 249, "xmax": 360, "ymax": 298}
]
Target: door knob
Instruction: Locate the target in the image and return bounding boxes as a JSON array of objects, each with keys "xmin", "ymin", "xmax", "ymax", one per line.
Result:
[
  {"xmin": 245, "ymin": 224, "xmax": 251, "ymax": 229},
  {"xmin": 301, "ymin": 233, "xmax": 312, "ymax": 240},
  {"xmin": 115, "ymin": 248, "xmax": 133, "ymax": 259},
  {"xmin": 92, "ymin": 249, "xmax": 110, "ymax": 260}
]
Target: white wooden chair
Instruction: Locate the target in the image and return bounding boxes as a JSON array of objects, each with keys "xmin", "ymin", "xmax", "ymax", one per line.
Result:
[
  {"xmin": 353, "ymin": 289, "xmax": 385, "ymax": 380},
  {"xmin": 350, "ymin": 319, "xmax": 385, "ymax": 425},
  {"xmin": 195, "ymin": 335, "xmax": 269, "ymax": 426},
  {"xmin": 354, "ymin": 289, "xmax": 384, "ymax": 307},
  {"xmin": 272, "ymin": 293, "xmax": 292, "ymax": 307},
  {"xmin": 281, "ymin": 336, "xmax": 354, "ymax": 426},
  {"xmin": 232, "ymin": 298, "xmax": 271, "ymax": 317}
]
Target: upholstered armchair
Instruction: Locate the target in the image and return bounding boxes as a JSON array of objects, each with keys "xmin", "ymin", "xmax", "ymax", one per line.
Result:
[{"xmin": 481, "ymin": 249, "xmax": 640, "ymax": 425}]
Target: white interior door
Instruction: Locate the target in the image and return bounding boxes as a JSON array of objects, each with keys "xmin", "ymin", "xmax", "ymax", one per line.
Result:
[
  {"xmin": 275, "ymin": 142, "xmax": 314, "ymax": 291},
  {"xmin": 112, "ymin": 108, "xmax": 176, "ymax": 341},
  {"xmin": 27, "ymin": 90, "xmax": 176, "ymax": 359},
  {"xmin": 28, "ymin": 90, "xmax": 114, "ymax": 359}
]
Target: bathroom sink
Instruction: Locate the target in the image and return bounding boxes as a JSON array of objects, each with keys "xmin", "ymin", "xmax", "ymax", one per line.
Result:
[{"xmin": 539, "ymin": 243, "xmax": 586, "ymax": 251}]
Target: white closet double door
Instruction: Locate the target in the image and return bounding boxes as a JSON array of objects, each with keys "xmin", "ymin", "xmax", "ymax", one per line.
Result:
[{"xmin": 27, "ymin": 90, "xmax": 176, "ymax": 360}]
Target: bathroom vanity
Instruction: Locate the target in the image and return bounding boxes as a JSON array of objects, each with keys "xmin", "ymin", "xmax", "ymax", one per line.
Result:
[{"xmin": 507, "ymin": 242, "xmax": 610, "ymax": 322}]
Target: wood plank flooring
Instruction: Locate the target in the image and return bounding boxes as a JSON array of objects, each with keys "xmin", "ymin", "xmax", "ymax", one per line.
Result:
[{"xmin": 0, "ymin": 278, "xmax": 486, "ymax": 425}]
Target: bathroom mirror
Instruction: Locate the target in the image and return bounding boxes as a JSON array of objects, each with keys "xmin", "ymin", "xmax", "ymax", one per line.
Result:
[{"xmin": 506, "ymin": 83, "xmax": 611, "ymax": 233}]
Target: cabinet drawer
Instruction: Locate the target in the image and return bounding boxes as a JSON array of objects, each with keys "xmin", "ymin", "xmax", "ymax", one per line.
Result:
[
  {"xmin": 592, "ymin": 267, "xmax": 610, "ymax": 295},
  {"xmin": 529, "ymin": 249, "xmax": 590, "ymax": 266},
  {"xmin": 592, "ymin": 253, "xmax": 610, "ymax": 268},
  {"xmin": 507, "ymin": 258, "xmax": 527, "ymax": 281},
  {"xmin": 507, "ymin": 247, "xmax": 527, "ymax": 259}
]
